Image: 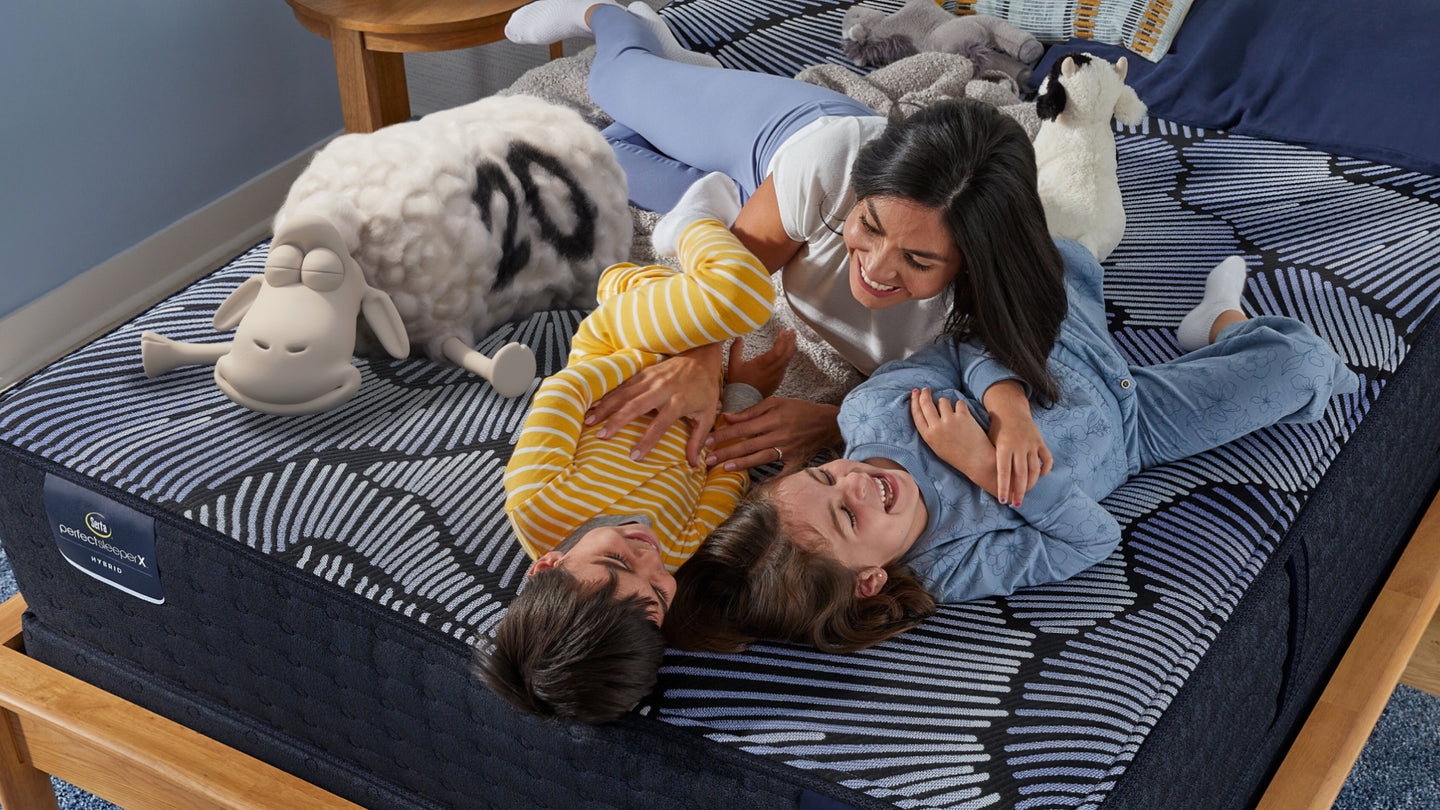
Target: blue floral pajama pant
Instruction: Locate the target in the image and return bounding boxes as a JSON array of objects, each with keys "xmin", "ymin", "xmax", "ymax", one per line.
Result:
[{"xmin": 1129, "ymin": 316, "xmax": 1356, "ymax": 469}]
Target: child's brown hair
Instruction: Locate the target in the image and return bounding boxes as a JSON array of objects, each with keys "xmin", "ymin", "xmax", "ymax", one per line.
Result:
[
  {"xmin": 477, "ymin": 565, "xmax": 664, "ymax": 723},
  {"xmin": 665, "ymin": 483, "xmax": 937, "ymax": 653}
]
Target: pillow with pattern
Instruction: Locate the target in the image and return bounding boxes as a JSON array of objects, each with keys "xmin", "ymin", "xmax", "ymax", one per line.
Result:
[{"xmin": 954, "ymin": 0, "xmax": 1195, "ymax": 61}]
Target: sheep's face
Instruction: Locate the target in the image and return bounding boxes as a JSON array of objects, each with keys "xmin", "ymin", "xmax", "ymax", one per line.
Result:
[
  {"xmin": 215, "ymin": 273, "xmax": 365, "ymax": 414},
  {"xmin": 209, "ymin": 216, "xmax": 409, "ymax": 415}
]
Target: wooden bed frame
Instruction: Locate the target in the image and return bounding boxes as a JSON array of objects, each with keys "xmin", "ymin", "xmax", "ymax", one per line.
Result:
[{"xmin": 2, "ymin": 496, "xmax": 1437, "ymax": 810}]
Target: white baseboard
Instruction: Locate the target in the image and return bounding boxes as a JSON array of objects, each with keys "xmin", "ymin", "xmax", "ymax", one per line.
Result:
[{"xmin": 0, "ymin": 134, "xmax": 338, "ymax": 391}]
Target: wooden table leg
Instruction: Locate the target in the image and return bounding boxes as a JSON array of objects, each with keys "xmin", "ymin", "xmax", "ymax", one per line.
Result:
[{"xmin": 329, "ymin": 27, "xmax": 411, "ymax": 133}]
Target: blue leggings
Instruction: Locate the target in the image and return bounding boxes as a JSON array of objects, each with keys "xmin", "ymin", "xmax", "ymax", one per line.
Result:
[
  {"xmin": 1131, "ymin": 316, "xmax": 1356, "ymax": 468},
  {"xmin": 588, "ymin": 5, "xmax": 876, "ymax": 211}
]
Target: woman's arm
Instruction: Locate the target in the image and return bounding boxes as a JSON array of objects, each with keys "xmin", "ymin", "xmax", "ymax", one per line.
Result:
[
  {"xmin": 731, "ymin": 176, "xmax": 805, "ymax": 273},
  {"xmin": 591, "ymin": 175, "xmax": 804, "ymax": 462},
  {"xmin": 699, "ymin": 177, "xmax": 842, "ymax": 473},
  {"xmin": 941, "ymin": 341, "xmax": 1053, "ymax": 507},
  {"xmin": 982, "ymin": 380, "xmax": 1053, "ymax": 506},
  {"xmin": 505, "ymin": 221, "xmax": 773, "ymax": 551},
  {"xmin": 704, "ymin": 398, "xmax": 842, "ymax": 473}
]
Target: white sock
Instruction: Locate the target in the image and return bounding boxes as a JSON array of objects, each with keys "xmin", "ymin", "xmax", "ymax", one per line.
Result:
[
  {"xmin": 651, "ymin": 172, "xmax": 743, "ymax": 257},
  {"xmin": 627, "ymin": 2, "xmax": 722, "ymax": 68},
  {"xmin": 504, "ymin": 0, "xmax": 614, "ymax": 45},
  {"xmin": 1177, "ymin": 256, "xmax": 1249, "ymax": 351}
]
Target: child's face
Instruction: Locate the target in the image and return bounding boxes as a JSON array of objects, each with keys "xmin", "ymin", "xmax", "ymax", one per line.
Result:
[
  {"xmin": 530, "ymin": 523, "xmax": 676, "ymax": 626},
  {"xmin": 842, "ymin": 196, "xmax": 962, "ymax": 309},
  {"xmin": 772, "ymin": 458, "xmax": 927, "ymax": 570}
]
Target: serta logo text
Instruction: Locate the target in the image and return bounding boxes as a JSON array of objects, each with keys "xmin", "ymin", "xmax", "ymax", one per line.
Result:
[{"xmin": 85, "ymin": 512, "xmax": 112, "ymax": 538}]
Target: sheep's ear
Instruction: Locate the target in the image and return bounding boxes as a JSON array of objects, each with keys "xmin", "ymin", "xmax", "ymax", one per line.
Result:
[
  {"xmin": 1061, "ymin": 56, "xmax": 1078, "ymax": 77},
  {"xmin": 1115, "ymin": 56, "xmax": 1129, "ymax": 80},
  {"xmin": 213, "ymin": 276, "xmax": 265, "ymax": 331},
  {"xmin": 361, "ymin": 288, "xmax": 410, "ymax": 359}
]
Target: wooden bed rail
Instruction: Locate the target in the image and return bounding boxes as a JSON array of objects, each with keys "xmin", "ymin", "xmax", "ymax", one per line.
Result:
[
  {"xmin": 1256, "ymin": 489, "xmax": 1440, "ymax": 809},
  {"xmin": 0, "ymin": 594, "xmax": 363, "ymax": 810},
  {"xmin": 1, "ymin": 490, "xmax": 1438, "ymax": 809}
]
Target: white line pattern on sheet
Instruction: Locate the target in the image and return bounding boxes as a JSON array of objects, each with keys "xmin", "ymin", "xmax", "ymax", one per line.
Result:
[{"xmin": 1, "ymin": 6, "xmax": 1437, "ymax": 805}]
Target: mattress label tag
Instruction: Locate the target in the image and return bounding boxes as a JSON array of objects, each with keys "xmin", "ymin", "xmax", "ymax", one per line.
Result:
[{"xmin": 43, "ymin": 474, "xmax": 163, "ymax": 604}]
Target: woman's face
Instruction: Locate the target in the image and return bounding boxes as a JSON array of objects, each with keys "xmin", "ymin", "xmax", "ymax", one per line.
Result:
[
  {"xmin": 843, "ymin": 196, "xmax": 963, "ymax": 309},
  {"xmin": 771, "ymin": 458, "xmax": 928, "ymax": 570}
]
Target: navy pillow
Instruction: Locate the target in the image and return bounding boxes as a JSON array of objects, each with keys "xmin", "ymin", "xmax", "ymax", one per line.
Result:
[{"xmin": 1032, "ymin": 0, "xmax": 1440, "ymax": 177}]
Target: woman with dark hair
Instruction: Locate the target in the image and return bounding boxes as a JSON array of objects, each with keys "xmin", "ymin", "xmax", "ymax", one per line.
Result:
[
  {"xmin": 665, "ymin": 251, "xmax": 1359, "ymax": 653},
  {"xmin": 508, "ymin": 0, "xmax": 1061, "ymax": 505}
]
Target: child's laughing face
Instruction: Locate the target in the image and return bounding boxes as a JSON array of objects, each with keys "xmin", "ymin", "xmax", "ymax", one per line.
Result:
[
  {"xmin": 772, "ymin": 458, "xmax": 928, "ymax": 573},
  {"xmin": 528, "ymin": 522, "xmax": 676, "ymax": 626}
]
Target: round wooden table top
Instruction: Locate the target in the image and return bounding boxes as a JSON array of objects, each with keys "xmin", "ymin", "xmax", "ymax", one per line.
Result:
[{"xmin": 285, "ymin": 0, "xmax": 536, "ymax": 36}]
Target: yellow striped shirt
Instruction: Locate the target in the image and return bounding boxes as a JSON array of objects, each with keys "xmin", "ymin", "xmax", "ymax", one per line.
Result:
[{"xmin": 503, "ymin": 220, "xmax": 775, "ymax": 570}]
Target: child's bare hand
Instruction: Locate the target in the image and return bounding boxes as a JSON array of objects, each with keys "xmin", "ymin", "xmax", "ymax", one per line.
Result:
[
  {"xmin": 987, "ymin": 409, "xmax": 1052, "ymax": 507},
  {"xmin": 725, "ymin": 330, "xmax": 796, "ymax": 398},
  {"xmin": 910, "ymin": 388, "xmax": 995, "ymax": 487}
]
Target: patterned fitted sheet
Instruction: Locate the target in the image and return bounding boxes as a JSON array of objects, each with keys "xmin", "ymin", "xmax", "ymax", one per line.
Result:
[
  {"xmin": 3, "ymin": 118, "xmax": 1437, "ymax": 810},
  {"xmin": 3, "ymin": 1, "xmax": 1440, "ymax": 806}
]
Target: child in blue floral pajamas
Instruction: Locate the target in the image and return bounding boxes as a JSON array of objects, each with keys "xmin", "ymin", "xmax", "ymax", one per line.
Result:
[{"xmin": 665, "ymin": 240, "xmax": 1359, "ymax": 653}]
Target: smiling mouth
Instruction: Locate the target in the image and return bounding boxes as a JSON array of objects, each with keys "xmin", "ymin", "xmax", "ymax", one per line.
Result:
[
  {"xmin": 630, "ymin": 532, "xmax": 662, "ymax": 555},
  {"xmin": 856, "ymin": 258, "xmax": 901, "ymax": 296},
  {"xmin": 873, "ymin": 474, "xmax": 896, "ymax": 511}
]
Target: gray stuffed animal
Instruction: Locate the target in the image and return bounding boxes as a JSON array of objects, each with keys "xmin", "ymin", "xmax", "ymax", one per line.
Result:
[{"xmin": 841, "ymin": 0, "xmax": 1043, "ymax": 87}]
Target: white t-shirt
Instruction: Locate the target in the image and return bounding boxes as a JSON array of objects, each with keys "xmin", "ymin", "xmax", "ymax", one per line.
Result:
[{"xmin": 769, "ymin": 116, "xmax": 950, "ymax": 376}]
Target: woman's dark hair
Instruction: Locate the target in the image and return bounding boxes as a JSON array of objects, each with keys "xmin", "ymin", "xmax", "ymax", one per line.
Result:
[
  {"xmin": 851, "ymin": 98, "xmax": 1066, "ymax": 406},
  {"xmin": 665, "ymin": 484, "xmax": 936, "ymax": 653},
  {"xmin": 477, "ymin": 565, "xmax": 665, "ymax": 724}
]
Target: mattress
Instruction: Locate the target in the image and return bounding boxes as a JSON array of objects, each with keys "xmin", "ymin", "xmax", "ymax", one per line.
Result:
[{"xmin": 3, "ymin": 2, "xmax": 1440, "ymax": 809}]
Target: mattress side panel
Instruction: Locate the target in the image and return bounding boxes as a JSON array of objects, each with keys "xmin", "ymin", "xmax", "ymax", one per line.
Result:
[{"xmin": 0, "ymin": 451, "xmax": 812, "ymax": 810}]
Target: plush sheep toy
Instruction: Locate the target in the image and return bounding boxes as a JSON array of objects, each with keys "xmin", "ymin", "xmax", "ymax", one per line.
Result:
[
  {"xmin": 141, "ymin": 94, "xmax": 631, "ymax": 415},
  {"xmin": 1033, "ymin": 53, "xmax": 1147, "ymax": 263}
]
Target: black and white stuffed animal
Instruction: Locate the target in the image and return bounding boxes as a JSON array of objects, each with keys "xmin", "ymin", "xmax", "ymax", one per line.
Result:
[
  {"xmin": 1033, "ymin": 53, "xmax": 1147, "ymax": 262},
  {"xmin": 142, "ymin": 94, "xmax": 631, "ymax": 414}
]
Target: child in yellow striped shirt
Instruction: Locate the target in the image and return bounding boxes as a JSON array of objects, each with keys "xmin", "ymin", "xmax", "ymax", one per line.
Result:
[{"xmin": 479, "ymin": 173, "xmax": 792, "ymax": 722}]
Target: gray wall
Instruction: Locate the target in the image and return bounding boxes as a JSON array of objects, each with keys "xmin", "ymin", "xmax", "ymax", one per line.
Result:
[{"xmin": 0, "ymin": 3, "xmax": 343, "ymax": 319}]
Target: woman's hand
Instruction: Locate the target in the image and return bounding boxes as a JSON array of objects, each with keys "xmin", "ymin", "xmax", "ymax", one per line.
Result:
[
  {"xmin": 587, "ymin": 342, "xmax": 724, "ymax": 464},
  {"xmin": 982, "ymin": 380, "xmax": 1052, "ymax": 507},
  {"xmin": 910, "ymin": 388, "xmax": 1000, "ymax": 499},
  {"xmin": 725, "ymin": 331, "xmax": 796, "ymax": 396},
  {"xmin": 705, "ymin": 397, "xmax": 841, "ymax": 473}
]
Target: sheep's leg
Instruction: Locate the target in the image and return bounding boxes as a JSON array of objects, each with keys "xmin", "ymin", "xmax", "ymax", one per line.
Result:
[
  {"xmin": 140, "ymin": 331, "xmax": 232, "ymax": 377},
  {"xmin": 440, "ymin": 337, "xmax": 536, "ymax": 398}
]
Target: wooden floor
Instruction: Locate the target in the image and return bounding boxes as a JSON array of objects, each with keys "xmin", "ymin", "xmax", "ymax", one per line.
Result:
[{"xmin": 1401, "ymin": 604, "xmax": 1440, "ymax": 696}]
